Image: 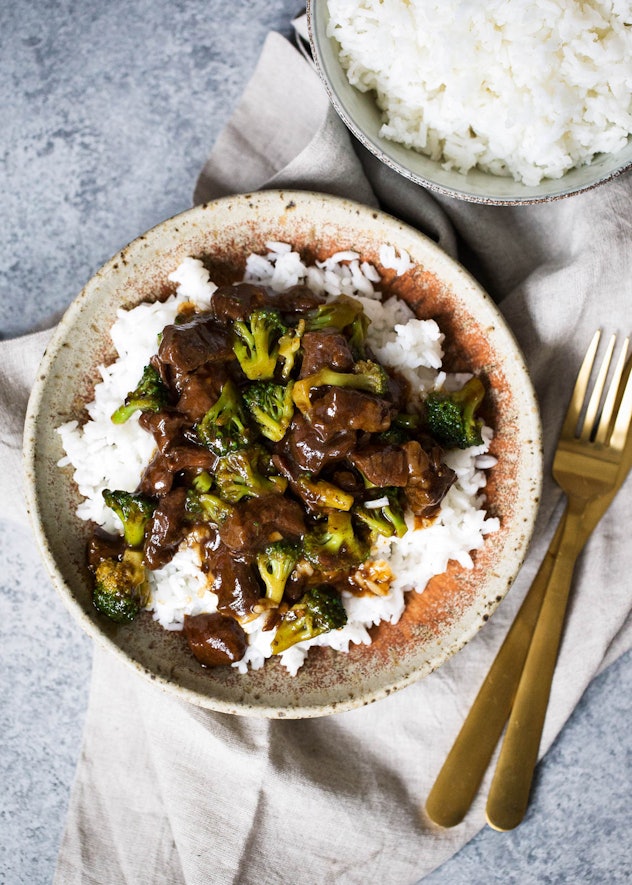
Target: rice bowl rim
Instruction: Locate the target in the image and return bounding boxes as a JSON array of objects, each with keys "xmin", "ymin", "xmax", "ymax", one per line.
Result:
[
  {"xmin": 307, "ymin": 0, "xmax": 632, "ymax": 206},
  {"xmin": 23, "ymin": 189, "xmax": 542, "ymax": 718}
]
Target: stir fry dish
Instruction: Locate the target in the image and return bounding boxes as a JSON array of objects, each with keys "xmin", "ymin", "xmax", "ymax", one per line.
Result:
[{"xmin": 86, "ymin": 280, "xmax": 486, "ymax": 668}]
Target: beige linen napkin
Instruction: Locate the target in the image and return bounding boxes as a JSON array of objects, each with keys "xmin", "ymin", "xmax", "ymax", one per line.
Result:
[{"xmin": 2, "ymin": 28, "xmax": 631, "ymax": 885}]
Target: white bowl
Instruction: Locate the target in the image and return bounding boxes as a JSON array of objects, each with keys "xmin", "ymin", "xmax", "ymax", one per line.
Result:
[
  {"xmin": 307, "ymin": 0, "xmax": 632, "ymax": 205},
  {"xmin": 23, "ymin": 190, "xmax": 542, "ymax": 717}
]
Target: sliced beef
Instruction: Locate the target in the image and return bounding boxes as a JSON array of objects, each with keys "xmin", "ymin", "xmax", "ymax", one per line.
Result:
[
  {"xmin": 87, "ymin": 530, "xmax": 126, "ymax": 571},
  {"xmin": 176, "ymin": 364, "xmax": 229, "ymax": 423},
  {"xmin": 298, "ymin": 330, "xmax": 354, "ymax": 377},
  {"xmin": 158, "ymin": 313, "xmax": 232, "ymax": 373},
  {"xmin": 273, "ymin": 284, "xmax": 326, "ymax": 314},
  {"xmin": 144, "ymin": 486, "xmax": 189, "ymax": 569},
  {"xmin": 219, "ymin": 493, "xmax": 305, "ymax": 554},
  {"xmin": 401, "ymin": 440, "xmax": 456, "ymax": 520},
  {"xmin": 308, "ymin": 388, "xmax": 393, "ymax": 440},
  {"xmin": 183, "ymin": 612, "xmax": 248, "ymax": 666},
  {"xmin": 139, "ymin": 451, "xmax": 174, "ymax": 497},
  {"xmin": 205, "ymin": 547, "xmax": 261, "ymax": 620},
  {"xmin": 349, "ymin": 443, "xmax": 409, "ymax": 487},
  {"xmin": 210, "ymin": 283, "xmax": 270, "ymax": 323},
  {"xmin": 283, "ymin": 413, "xmax": 357, "ymax": 474},
  {"xmin": 165, "ymin": 444, "xmax": 218, "ymax": 474},
  {"xmin": 139, "ymin": 409, "xmax": 188, "ymax": 454}
]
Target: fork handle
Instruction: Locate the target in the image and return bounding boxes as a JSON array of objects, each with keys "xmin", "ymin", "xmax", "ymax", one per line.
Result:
[
  {"xmin": 485, "ymin": 501, "xmax": 586, "ymax": 831},
  {"xmin": 424, "ymin": 516, "xmax": 565, "ymax": 827}
]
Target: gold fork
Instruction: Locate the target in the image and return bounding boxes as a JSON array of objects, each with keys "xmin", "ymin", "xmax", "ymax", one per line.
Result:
[
  {"xmin": 426, "ymin": 332, "xmax": 632, "ymax": 830},
  {"xmin": 485, "ymin": 331, "xmax": 632, "ymax": 830}
]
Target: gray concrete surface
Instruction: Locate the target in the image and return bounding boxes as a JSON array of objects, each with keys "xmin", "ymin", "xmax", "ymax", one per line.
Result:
[{"xmin": 1, "ymin": 1, "xmax": 631, "ymax": 883}]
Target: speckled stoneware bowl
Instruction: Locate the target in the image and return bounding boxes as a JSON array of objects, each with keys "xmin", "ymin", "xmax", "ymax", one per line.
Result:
[
  {"xmin": 24, "ymin": 190, "xmax": 542, "ymax": 718},
  {"xmin": 306, "ymin": 1, "xmax": 632, "ymax": 205}
]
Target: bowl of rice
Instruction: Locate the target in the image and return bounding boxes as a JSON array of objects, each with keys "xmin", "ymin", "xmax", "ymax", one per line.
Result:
[
  {"xmin": 24, "ymin": 189, "xmax": 541, "ymax": 717},
  {"xmin": 307, "ymin": 0, "xmax": 632, "ymax": 204}
]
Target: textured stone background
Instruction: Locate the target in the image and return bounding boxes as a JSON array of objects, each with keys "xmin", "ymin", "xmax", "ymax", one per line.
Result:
[{"xmin": 1, "ymin": 1, "xmax": 631, "ymax": 883}]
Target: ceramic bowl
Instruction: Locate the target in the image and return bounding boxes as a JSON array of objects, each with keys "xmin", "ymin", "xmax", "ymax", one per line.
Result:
[
  {"xmin": 306, "ymin": 1, "xmax": 632, "ymax": 205},
  {"xmin": 23, "ymin": 190, "xmax": 542, "ymax": 717}
]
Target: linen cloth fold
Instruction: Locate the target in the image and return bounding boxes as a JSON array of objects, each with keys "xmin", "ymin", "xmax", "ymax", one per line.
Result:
[{"xmin": 1, "ymin": 27, "xmax": 630, "ymax": 885}]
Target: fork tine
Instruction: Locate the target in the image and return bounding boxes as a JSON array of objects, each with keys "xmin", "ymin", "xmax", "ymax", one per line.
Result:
[
  {"xmin": 609, "ymin": 358, "xmax": 632, "ymax": 451},
  {"xmin": 580, "ymin": 333, "xmax": 616, "ymax": 441},
  {"xmin": 561, "ymin": 330, "xmax": 600, "ymax": 438},
  {"xmin": 594, "ymin": 339, "xmax": 630, "ymax": 445}
]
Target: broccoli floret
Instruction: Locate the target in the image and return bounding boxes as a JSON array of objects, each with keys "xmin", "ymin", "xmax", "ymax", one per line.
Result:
[
  {"xmin": 303, "ymin": 511, "xmax": 369, "ymax": 569},
  {"xmin": 233, "ymin": 308, "xmax": 287, "ymax": 380},
  {"xmin": 242, "ymin": 381, "xmax": 295, "ymax": 443},
  {"xmin": 354, "ymin": 490, "xmax": 408, "ymax": 539},
  {"xmin": 196, "ymin": 380, "xmax": 255, "ymax": 455},
  {"xmin": 377, "ymin": 412, "xmax": 420, "ymax": 445},
  {"xmin": 278, "ymin": 319, "xmax": 305, "ymax": 380},
  {"xmin": 425, "ymin": 377, "xmax": 486, "ymax": 449},
  {"xmin": 214, "ymin": 448, "xmax": 288, "ymax": 503},
  {"xmin": 305, "ymin": 295, "xmax": 365, "ymax": 332},
  {"xmin": 256, "ymin": 539, "xmax": 300, "ymax": 605},
  {"xmin": 292, "ymin": 360, "xmax": 390, "ymax": 412},
  {"xmin": 111, "ymin": 364, "xmax": 168, "ymax": 424},
  {"xmin": 294, "ymin": 473, "xmax": 354, "ymax": 511},
  {"xmin": 102, "ymin": 489, "xmax": 156, "ymax": 548},
  {"xmin": 271, "ymin": 585, "xmax": 348, "ymax": 654},
  {"xmin": 93, "ymin": 549, "xmax": 148, "ymax": 623},
  {"xmin": 185, "ymin": 488, "xmax": 234, "ymax": 525},
  {"xmin": 347, "ymin": 312, "xmax": 370, "ymax": 359}
]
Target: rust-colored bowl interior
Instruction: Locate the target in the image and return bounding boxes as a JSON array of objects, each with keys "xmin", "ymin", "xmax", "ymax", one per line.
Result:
[{"xmin": 23, "ymin": 190, "xmax": 542, "ymax": 717}]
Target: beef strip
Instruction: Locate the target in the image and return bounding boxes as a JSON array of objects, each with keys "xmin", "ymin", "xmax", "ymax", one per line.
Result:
[
  {"xmin": 283, "ymin": 413, "xmax": 358, "ymax": 474},
  {"xmin": 349, "ymin": 443, "xmax": 409, "ymax": 487},
  {"xmin": 219, "ymin": 493, "xmax": 305, "ymax": 554},
  {"xmin": 158, "ymin": 313, "xmax": 233, "ymax": 373},
  {"xmin": 273, "ymin": 284, "xmax": 326, "ymax": 314},
  {"xmin": 87, "ymin": 530, "xmax": 126, "ymax": 571},
  {"xmin": 144, "ymin": 486, "xmax": 189, "ymax": 569},
  {"xmin": 308, "ymin": 388, "xmax": 394, "ymax": 440},
  {"xmin": 139, "ymin": 409, "xmax": 188, "ymax": 454},
  {"xmin": 183, "ymin": 612, "xmax": 248, "ymax": 666},
  {"xmin": 204, "ymin": 546, "xmax": 262, "ymax": 620},
  {"xmin": 401, "ymin": 440, "xmax": 456, "ymax": 520},
  {"xmin": 298, "ymin": 330, "xmax": 354, "ymax": 377},
  {"xmin": 210, "ymin": 283, "xmax": 270, "ymax": 323},
  {"xmin": 176, "ymin": 363, "xmax": 229, "ymax": 422}
]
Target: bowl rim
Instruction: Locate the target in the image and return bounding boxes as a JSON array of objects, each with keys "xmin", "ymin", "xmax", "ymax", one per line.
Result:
[
  {"xmin": 306, "ymin": 0, "xmax": 632, "ymax": 206},
  {"xmin": 23, "ymin": 189, "xmax": 543, "ymax": 717}
]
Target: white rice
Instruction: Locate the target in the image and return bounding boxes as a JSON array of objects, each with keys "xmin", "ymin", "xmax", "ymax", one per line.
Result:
[
  {"xmin": 57, "ymin": 244, "xmax": 499, "ymax": 675},
  {"xmin": 326, "ymin": 0, "xmax": 632, "ymax": 185}
]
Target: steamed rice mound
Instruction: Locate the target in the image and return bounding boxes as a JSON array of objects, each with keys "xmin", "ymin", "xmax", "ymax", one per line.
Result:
[
  {"xmin": 326, "ymin": 0, "xmax": 632, "ymax": 185},
  {"xmin": 57, "ymin": 244, "xmax": 499, "ymax": 676}
]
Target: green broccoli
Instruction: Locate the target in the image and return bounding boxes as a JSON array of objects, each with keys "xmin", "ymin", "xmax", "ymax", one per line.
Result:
[
  {"xmin": 305, "ymin": 295, "xmax": 365, "ymax": 333},
  {"xmin": 196, "ymin": 379, "xmax": 255, "ymax": 455},
  {"xmin": 256, "ymin": 539, "xmax": 300, "ymax": 605},
  {"xmin": 294, "ymin": 473, "xmax": 355, "ymax": 512},
  {"xmin": 271, "ymin": 585, "xmax": 348, "ymax": 654},
  {"xmin": 102, "ymin": 489, "xmax": 156, "ymax": 548},
  {"xmin": 424, "ymin": 377, "xmax": 486, "ymax": 449},
  {"xmin": 278, "ymin": 319, "xmax": 305, "ymax": 380},
  {"xmin": 346, "ymin": 311, "xmax": 370, "ymax": 359},
  {"xmin": 111, "ymin": 364, "xmax": 169, "ymax": 424},
  {"xmin": 303, "ymin": 511, "xmax": 369, "ymax": 569},
  {"xmin": 242, "ymin": 381, "xmax": 295, "ymax": 443},
  {"xmin": 354, "ymin": 490, "xmax": 408, "ymax": 539},
  {"xmin": 292, "ymin": 360, "xmax": 390, "ymax": 413},
  {"xmin": 185, "ymin": 488, "xmax": 234, "ymax": 525},
  {"xmin": 233, "ymin": 307, "xmax": 287, "ymax": 380},
  {"xmin": 93, "ymin": 548, "xmax": 148, "ymax": 623},
  {"xmin": 377, "ymin": 412, "xmax": 421, "ymax": 445},
  {"xmin": 214, "ymin": 448, "xmax": 288, "ymax": 503}
]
